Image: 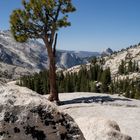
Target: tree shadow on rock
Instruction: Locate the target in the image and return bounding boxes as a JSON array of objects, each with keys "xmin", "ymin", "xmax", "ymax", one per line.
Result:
[{"xmin": 60, "ymin": 95, "xmax": 132, "ymax": 106}]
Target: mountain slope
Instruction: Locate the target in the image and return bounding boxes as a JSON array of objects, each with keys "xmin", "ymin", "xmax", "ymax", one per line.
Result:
[
  {"xmin": 0, "ymin": 30, "xmax": 101, "ymax": 80},
  {"xmin": 0, "ymin": 30, "xmax": 100, "ymax": 72},
  {"xmin": 101, "ymin": 48, "xmax": 113, "ymax": 56},
  {"xmin": 0, "ymin": 30, "xmax": 47, "ymax": 70},
  {"xmin": 0, "ymin": 62, "xmax": 34, "ymax": 82},
  {"xmin": 104, "ymin": 45, "xmax": 140, "ymax": 76},
  {"xmin": 65, "ymin": 44, "xmax": 140, "ymax": 81}
]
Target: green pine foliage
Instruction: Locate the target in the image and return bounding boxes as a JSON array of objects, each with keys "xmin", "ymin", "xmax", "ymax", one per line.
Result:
[
  {"xmin": 101, "ymin": 68, "xmax": 111, "ymax": 93},
  {"xmin": 111, "ymin": 78, "xmax": 140, "ymax": 99},
  {"xmin": 10, "ymin": 0, "xmax": 76, "ymax": 42},
  {"xmin": 118, "ymin": 60, "xmax": 139, "ymax": 75},
  {"xmin": 19, "ymin": 71, "xmax": 49, "ymax": 95},
  {"xmin": 118, "ymin": 60, "xmax": 125, "ymax": 74},
  {"xmin": 10, "ymin": 0, "xmax": 76, "ymax": 101},
  {"xmin": 18, "ymin": 63, "xmax": 111, "ymax": 94},
  {"xmin": 18, "ymin": 59, "xmax": 140, "ymax": 100}
]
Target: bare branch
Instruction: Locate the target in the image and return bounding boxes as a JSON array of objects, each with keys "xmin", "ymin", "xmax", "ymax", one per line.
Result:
[{"xmin": 53, "ymin": 33, "xmax": 58, "ymax": 57}]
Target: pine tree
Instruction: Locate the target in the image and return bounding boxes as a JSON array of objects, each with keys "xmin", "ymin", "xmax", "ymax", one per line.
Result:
[
  {"xmin": 10, "ymin": 0, "xmax": 76, "ymax": 102},
  {"xmin": 136, "ymin": 62, "xmax": 139, "ymax": 72},
  {"xmin": 109, "ymin": 82, "xmax": 114, "ymax": 94},
  {"xmin": 91, "ymin": 57, "xmax": 97, "ymax": 65},
  {"xmin": 135, "ymin": 82, "xmax": 140, "ymax": 99},
  {"xmin": 75, "ymin": 75, "xmax": 81, "ymax": 92},
  {"xmin": 128, "ymin": 60, "xmax": 133, "ymax": 72},
  {"xmin": 118, "ymin": 60, "xmax": 125, "ymax": 74},
  {"xmin": 90, "ymin": 81, "xmax": 97, "ymax": 92},
  {"xmin": 133, "ymin": 60, "xmax": 136, "ymax": 72},
  {"xmin": 101, "ymin": 68, "xmax": 111, "ymax": 93}
]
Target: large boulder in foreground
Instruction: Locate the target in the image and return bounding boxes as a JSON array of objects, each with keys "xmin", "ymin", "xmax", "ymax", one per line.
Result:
[
  {"xmin": 76, "ymin": 117, "xmax": 132, "ymax": 140},
  {"xmin": 0, "ymin": 83, "xmax": 85, "ymax": 140}
]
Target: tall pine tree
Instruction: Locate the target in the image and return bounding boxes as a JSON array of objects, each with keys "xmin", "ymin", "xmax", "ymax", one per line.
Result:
[{"xmin": 10, "ymin": 0, "xmax": 76, "ymax": 102}]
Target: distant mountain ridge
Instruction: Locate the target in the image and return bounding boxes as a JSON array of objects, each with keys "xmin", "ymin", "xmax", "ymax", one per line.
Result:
[
  {"xmin": 0, "ymin": 30, "xmax": 100, "ymax": 68},
  {"xmin": 103, "ymin": 44, "xmax": 140, "ymax": 76},
  {"xmin": 65, "ymin": 43, "xmax": 140, "ymax": 80},
  {"xmin": 0, "ymin": 30, "xmax": 101, "ymax": 80},
  {"xmin": 101, "ymin": 48, "xmax": 113, "ymax": 56},
  {"xmin": 59, "ymin": 50, "xmax": 100, "ymax": 58}
]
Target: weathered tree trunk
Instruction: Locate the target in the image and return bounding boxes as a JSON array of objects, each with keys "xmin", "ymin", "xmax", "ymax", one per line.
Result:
[
  {"xmin": 44, "ymin": 41, "xmax": 58, "ymax": 102},
  {"xmin": 47, "ymin": 50, "xmax": 59, "ymax": 101},
  {"xmin": 44, "ymin": 33, "xmax": 59, "ymax": 102}
]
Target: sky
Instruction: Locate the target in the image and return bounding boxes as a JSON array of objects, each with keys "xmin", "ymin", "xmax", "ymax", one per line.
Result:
[{"xmin": 0, "ymin": 0, "xmax": 140, "ymax": 52}]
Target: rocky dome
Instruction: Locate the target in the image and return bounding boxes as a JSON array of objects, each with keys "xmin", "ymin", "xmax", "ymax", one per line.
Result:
[{"xmin": 0, "ymin": 83, "xmax": 85, "ymax": 140}]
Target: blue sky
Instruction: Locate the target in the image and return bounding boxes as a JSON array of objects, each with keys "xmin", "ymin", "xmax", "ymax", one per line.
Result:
[{"xmin": 0, "ymin": 0, "xmax": 140, "ymax": 52}]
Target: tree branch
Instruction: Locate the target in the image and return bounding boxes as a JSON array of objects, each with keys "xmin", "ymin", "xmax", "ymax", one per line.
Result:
[
  {"xmin": 53, "ymin": 33, "xmax": 58, "ymax": 57},
  {"xmin": 54, "ymin": 3, "xmax": 61, "ymax": 22}
]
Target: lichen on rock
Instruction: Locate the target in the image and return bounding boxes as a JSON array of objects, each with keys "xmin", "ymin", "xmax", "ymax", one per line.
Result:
[{"xmin": 0, "ymin": 84, "xmax": 85, "ymax": 140}]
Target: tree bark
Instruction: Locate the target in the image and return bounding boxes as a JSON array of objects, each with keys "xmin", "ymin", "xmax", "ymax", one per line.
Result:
[
  {"xmin": 44, "ymin": 46, "xmax": 58, "ymax": 102},
  {"xmin": 47, "ymin": 49, "xmax": 59, "ymax": 101},
  {"xmin": 43, "ymin": 33, "xmax": 59, "ymax": 102}
]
